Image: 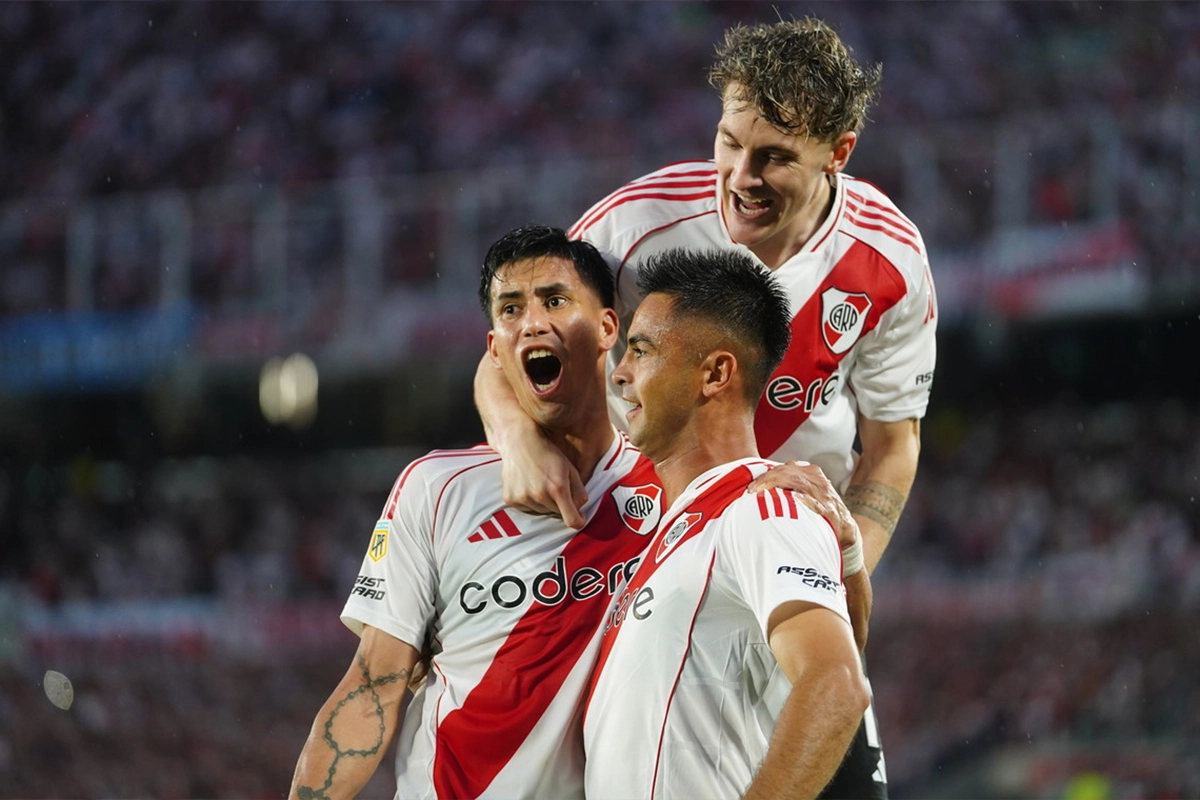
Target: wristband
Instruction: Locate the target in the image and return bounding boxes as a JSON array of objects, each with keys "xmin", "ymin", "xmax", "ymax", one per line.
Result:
[{"xmin": 841, "ymin": 539, "xmax": 864, "ymax": 578}]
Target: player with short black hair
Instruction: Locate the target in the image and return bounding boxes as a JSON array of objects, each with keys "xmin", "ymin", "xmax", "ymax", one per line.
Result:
[
  {"xmin": 585, "ymin": 247, "xmax": 869, "ymax": 799},
  {"xmin": 634, "ymin": 247, "xmax": 792, "ymax": 402},
  {"xmin": 478, "ymin": 224, "xmax": 615, "ymax": 322},
  {"xmin": 291, "ymin": 225, "xmax": 657, "ymax": 800}
]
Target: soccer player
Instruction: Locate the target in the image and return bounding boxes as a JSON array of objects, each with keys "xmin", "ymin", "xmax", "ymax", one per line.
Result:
[
  {"xmin": 477, "ymin": 17, "xmax": 934, "ymax": 797},
  {"xmin": 291, "ymin": 226, "xmax": 864, "ymax": 800},
  {"xmin": 584, "ymin": 247, "xmax": 870, "ymax": 799},
  {"xmin": 289, "ymin": 226, "xmax": 661, "ymax": 800}
]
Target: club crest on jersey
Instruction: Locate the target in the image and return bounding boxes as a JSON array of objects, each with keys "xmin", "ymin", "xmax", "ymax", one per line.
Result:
[
  {"xmin": 369, "ymin": 521, "xmax": 389, "ymax": 562},
  {"xmin": 613, "ymin": 483, "xmax": 663, "ymax": 535},
  {"xmin": 654, "ymin": 511, "xmax": 703, "ymax": 564},
  {"xmin": 821, "ymin": 287, "xmax": 873, "ymax": 354}
]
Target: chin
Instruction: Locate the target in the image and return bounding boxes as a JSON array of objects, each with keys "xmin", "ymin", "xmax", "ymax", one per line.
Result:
[
  {"xmin": 625, "ymin": 425, "xmax": 646, "ymax": 450},
  {"xmin": 524, "ymin": 401, "xmax": 565, "ymax": 429},
  {"xmin": 728, "ymin": 223, "xmax": 770, "ymax": 249}
]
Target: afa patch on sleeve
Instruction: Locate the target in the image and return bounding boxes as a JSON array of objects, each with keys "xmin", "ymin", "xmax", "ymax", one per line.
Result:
[{"xmin": 369, "ymin": 520, "xmax": 389, "ymax": 562}]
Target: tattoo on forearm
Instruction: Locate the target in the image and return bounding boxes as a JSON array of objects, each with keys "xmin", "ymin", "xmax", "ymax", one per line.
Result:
[
  {"xmin": 296, "ymin": 656, "xmax": 410, "ymax": 800},
  {"xmin": 844, "ymin": 480, "xmax": 906, "ymax": 536}
]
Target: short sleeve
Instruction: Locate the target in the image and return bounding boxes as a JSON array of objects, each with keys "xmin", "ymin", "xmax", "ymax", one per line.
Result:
[
  {"xmin": 851, "ymin": 259, "xmax": 937, "ymax": 423},
  {"xmin": 340, "ymin": 467, "xmax": 439, "ymax": 651},
  {"xmin": 717, "ymin": 492, "xmax": 849, "ymax": 641}
]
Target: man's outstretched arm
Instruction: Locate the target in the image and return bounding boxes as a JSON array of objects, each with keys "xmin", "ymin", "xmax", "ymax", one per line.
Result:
[
  {"xmin": 290, "ymin": 626, "xmax": 420, "ymax": 800},
  {"xmin": 474, "ymin": 353, "xmax": 587, "ymax": 528}
]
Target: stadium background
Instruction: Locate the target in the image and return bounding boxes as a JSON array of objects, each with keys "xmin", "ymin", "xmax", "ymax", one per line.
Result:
[{"xmin": 2, "ymin": 2, "xmax": 1199, "ymax": 797}]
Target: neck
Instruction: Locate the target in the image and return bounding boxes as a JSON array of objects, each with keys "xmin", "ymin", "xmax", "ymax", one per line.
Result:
[
  {"xmin": 650, "ymin": 407, "xmax": 758, "ymax": 508},
  {"xmin": 749, "ymin": 173, "xmax": 836, "ymax": 270},
  {"xmin": 544, "ymin": 402, "xmax": 615, "ymax": 486}
]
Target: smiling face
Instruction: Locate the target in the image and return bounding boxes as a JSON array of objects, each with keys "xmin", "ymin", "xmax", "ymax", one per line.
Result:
[
  {"xmin": 714, "ymin": 83, "xmax": 856, "ymax": 269},
  {"xmin": 487, "ymin": 255, "xmax": 618, "ymax": 432},
  {"xmin": 611, "ymin": 293, "xmax": 705, "ymax": 462}
]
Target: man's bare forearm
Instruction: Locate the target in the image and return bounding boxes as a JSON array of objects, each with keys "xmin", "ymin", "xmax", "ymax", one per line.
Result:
[
  {"xmin": 846, "ymin": 417, "xmax": 920, "ymax": 573},
  {"xmin": 474, "ymin": 352, "xmax": 526, "ymax": 450},
  {"xmin": 291, "ymin": 656, "xmax": 411, "ymax": 800},
  {"xmin": 842, "ymin": 569, "xmax": 872, "ymax": 653},
  {"xmin": 844, "ymin": 478, "xmax": 907, "ymax": 574}
]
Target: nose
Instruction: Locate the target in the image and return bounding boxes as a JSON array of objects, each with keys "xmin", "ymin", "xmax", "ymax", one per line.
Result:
[
  {"xmin": 728, "ymin": 150, "xmax": 762, "ymax": 191},
  {"xmin": 612, "ymin": 350, "xmax": 631, "ymax": 386},
  {"xmin": 522, "ymin": 305, "xmax": 551, "ymax": 337}
]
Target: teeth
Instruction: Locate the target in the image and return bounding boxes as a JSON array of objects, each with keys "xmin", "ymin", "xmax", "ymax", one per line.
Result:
[
  {"xmin": 737, "ymin": 194, "xmax": 770, "ymax": 209},
  {"xmin": 527, "ymin": 349, "xmax": 554, "ymax": 360}
]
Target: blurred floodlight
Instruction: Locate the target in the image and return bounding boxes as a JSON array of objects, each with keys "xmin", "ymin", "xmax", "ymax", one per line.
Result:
[{"xmin": 259, "ymin": 352, "xmax": 319, "ymax": 429}]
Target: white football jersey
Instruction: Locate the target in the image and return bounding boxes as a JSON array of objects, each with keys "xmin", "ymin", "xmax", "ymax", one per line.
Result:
[
  {"xmin": 582, "ymin": 458, "xmax": 849, "ymax": 800},
  {"xmin": 570, "ymin": 161, "xmax": 938, "ymax": 490},
  {"xmin": 342, "ymin": 431, "xmax": 663, "ymax": 800}
]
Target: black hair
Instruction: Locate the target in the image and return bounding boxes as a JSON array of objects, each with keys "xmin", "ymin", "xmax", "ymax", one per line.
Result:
[
  {"xmin": 637, "ymin": 248, "xmax": 791, "ymax": 401},
  {"xmin": 479, "ymin": 225, "xmax": 615, "ymax": 322}
]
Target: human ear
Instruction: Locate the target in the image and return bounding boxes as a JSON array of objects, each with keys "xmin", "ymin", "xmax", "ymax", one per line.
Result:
[
  {"xmin": 825, "ymin": 131, "xmax": 857, "ymax": 174},
  {"xmin": 486, "ymin": 330, "xmax": 502, "ymax": 368},
  {"xmin": 700, "ymin": 350, "xmax": 738, "ymax": 398},
  {"xmin": 598, "ymin": 308, "xmax": 620, "ymax": 352}
]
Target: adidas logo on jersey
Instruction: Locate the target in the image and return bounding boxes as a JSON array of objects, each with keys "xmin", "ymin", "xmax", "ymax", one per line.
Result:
[
  {"xmin": 468, "ymin": 510, "xmax": 522, "ymax": 543},
  {"xmin": 756, "ymin": 487, "xmax": 805, "ymax": 521}
]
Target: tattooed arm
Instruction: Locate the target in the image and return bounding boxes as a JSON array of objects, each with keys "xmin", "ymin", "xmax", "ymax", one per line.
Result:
[
  {"xmin": 846, "ymin": 416, "xmax": 921, "ymax": 575},
  {"xmin": 290, "ymin": 625, "xmax": 420, "ymax": 800}
]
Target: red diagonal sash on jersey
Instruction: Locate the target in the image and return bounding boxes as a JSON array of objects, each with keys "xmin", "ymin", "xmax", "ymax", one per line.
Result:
[
  {"xmin": 432, "ymin": 457, "xmax": 659, "ymax": 800},
  {"xmin": 754, "ymin": 240, "xmax": 907, "ymax": 458},
  {"xmin": 586, "ymin": 465, "xmax": 754, "ymax": 704}
]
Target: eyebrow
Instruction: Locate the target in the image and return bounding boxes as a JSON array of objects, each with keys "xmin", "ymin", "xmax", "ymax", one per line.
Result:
[
  {"xmin": 718, "ymin": 123, "xmax": 799, "ymax": 156},
  {"xmin": 494, "ymin": 282, "xmax": 572, "ymax": 303},
  {"xmin": 627, "ymin": 333, "xmax": 653, "ymax": 349}
]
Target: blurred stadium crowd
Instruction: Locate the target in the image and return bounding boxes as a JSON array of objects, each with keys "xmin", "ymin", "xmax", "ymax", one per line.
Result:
[
  {"xmin": 3, "ymin": 1, "xmax": 1200, "ymax": 316},
  {"xmin": 2, "ymin": 2, "xmax": 1200, "ymax": 798},
  {"xmin": 4, "ymin": 400, "xmax": 1198, "ymax": 797}
]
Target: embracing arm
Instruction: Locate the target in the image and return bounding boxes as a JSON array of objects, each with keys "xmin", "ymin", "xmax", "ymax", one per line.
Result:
[
  {"xmin": 743, "ymin": 603, "xmax": 871, "ymax": 800},
  {"xmin": 845, "ymin": 416, "xmax": 921, "ymax": 574},
  {"xmin": 290, "ymin": 626, "xmax": 421, "ymax": 800},
  {"xmin": 474, "ymin": 353, "xmax": 587, "ymax": 528}
]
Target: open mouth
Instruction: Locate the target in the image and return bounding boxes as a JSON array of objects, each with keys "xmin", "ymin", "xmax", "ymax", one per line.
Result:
[
  {"xmin": 622, "ymin": 395, "xmax": 641, "ymax": 422},
  {"xmin": 524, "ymin": 348, "xmax": 563, "ymax": 393},
  {"xmin": 732, "ymin": 193, "xmax": 773, "ymax": 218}
]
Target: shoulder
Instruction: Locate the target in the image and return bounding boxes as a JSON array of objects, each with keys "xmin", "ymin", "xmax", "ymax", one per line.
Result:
[
  {"xmin": 728, "ymin": 484, "xmax": 821, "ymax": 526},
  {"xmin": 836, "ymin": 175, "xmax": 930, "ymax": 287},
  {"xmin": 569, "ymin": 161, "xmax": 720, "ymax": 256},
  {"xmin": 721, "ymin": 480, "xmax": 836, "ymax": 549},
  {"xmin": 399, "ymin": 444, "xmax": 502, "ymax": 484},
  {"xmin": 382, "ymin": 445, "xmax": 502, "ymax": 520}
]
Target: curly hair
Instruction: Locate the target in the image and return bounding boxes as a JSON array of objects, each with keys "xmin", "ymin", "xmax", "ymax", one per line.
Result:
[{"xmin": 709, "ymin": 17, "xmax": 882, "ymax": 142}]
